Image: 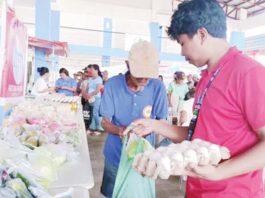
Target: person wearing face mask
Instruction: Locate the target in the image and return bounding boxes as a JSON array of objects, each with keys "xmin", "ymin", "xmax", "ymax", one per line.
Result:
[
  {"xmin": 31, "ymin": 67, "xmax": 55, "ymax": 96},
  {"xmin": 55, "ymin": 68, "xmax": 77, "ymax": 96},
  {"xmin": 99, "ymin": 41, "xmax": 168, "ymax": 197}
]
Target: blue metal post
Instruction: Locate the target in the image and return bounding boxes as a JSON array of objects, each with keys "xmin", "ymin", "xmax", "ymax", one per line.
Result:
[
  {"xmin": 34, "ymin": 0, "xmax": 51, "ymax": 79},
  {"xmin": 149, "ymin": 22, "xmax": 162, "ymax": 52},
  {"xmin": 50, "ymin": 10, "xmax": 60, "ymax": 72},
  {"xmin": 102, "ymin": 18, "xmax": 112, "ymax": 67}
]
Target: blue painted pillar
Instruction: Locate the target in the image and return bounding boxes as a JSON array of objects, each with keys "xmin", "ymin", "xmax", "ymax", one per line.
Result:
[
  {"xmin": 51, "ymin": 11, "xmax": 60, "ymax": 41},
  {"xmin": 102, "ymin": 18, "xmax": 112, "ymax": 67},
  {"xmin": 34, "ymin": 0, "xmax": 51, "ymax": 79},
  {"xmin": 50, "ymin": 10, "xmax": 60, "ymax": 72},
  {"xmin": 0, "ymin": 106, "xmax": 4, "ymax": 125},
  {"xmin": 230, "ymin": 31, "xmax": 245, "ymax": 51},
  {"xmin": 0, "ymin": 104, "xmax": 12, "ymax": 125},
  {"xmin": 149, "ymin": 22, "xmax": 162, "ymax": 53}
]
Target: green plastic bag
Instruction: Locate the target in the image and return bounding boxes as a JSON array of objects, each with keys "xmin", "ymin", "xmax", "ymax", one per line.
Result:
[{"xmin": 112, "ymin": 135, "xmax": 155, "ymax": 198}]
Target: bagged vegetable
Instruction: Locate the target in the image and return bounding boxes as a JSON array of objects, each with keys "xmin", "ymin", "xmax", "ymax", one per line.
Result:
[{"xmin": 112, "ymin": 134, "xmax": 155, "ymax": 198}]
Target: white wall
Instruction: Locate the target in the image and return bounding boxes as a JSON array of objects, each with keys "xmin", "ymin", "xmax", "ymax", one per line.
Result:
[{"xmin": 11, "ymin": 0, "xmax": 265, "ymax": 72}]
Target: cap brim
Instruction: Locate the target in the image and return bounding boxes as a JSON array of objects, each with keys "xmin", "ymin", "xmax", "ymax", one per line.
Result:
[{"xmin": 130, "ymin": 64, "xmax": 159, "ymax": 79}]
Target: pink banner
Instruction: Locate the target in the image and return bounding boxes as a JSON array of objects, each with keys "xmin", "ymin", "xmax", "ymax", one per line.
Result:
[{"xmin": 0, "ymin": 7, "xmax": 28, "ymax": 97}]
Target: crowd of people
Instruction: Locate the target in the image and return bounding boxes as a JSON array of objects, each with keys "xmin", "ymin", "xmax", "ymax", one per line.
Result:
[
  {"xmin": 30, "ymin": 40, "xmax": 203, "ymax": 197},
  {"xmin": 100, "ymin": 0, "xmax": 265, "ymax": 197},
  {"xmin": 31, "ymin": 60, "xmax": 196, "ymax": 137},
  {"xmin": 29, "ymin": 0, "xmax": 265, "ymax": 197},
  {"xmin": 31, "ymin": 64, "xmax": 110, "ymax": 135}
]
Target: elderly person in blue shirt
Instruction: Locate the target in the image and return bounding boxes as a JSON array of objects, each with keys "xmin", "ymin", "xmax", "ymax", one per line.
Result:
[
  {"xmin": 99, "ymin": 41, "xmax": 168, "ymax": 197},
  {"xmin": 55, "ymin": 68, "xmax": 77, "ymax": 96}
]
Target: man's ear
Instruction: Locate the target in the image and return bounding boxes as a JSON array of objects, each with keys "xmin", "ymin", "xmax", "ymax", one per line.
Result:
[{"xmin": 197, "ymin": 27, "xmax": 208, "ymax": 45}]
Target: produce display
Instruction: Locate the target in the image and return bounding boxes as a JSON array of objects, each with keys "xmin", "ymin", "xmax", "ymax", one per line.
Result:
[
  {"xmin": 132, "ymin": 139, "xmax": 230, "ymax": 180},
  {"xmin": 0, "ymin": 162, "xmax": 54, "ymax": 197},
  {"xmin": 2, "ymin": 99, "xmax": 81, "ymax": 149},
  {"xmin": 0, "ymin": 96, "xmax": 84, "ymax": 197}
]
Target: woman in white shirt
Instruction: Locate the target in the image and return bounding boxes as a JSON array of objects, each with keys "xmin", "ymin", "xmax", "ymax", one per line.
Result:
[{"xmin": 31, "ymin": 67, "xmax": 54, "ymax": 96}]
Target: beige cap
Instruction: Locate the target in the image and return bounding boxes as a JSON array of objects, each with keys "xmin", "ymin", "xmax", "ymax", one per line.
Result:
[{"xmin": 128, "ymin": 41, "xmax": 159, "ymax": 79}]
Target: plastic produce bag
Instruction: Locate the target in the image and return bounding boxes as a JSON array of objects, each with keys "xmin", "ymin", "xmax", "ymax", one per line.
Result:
[
  {"xmin": 27, "ymin": 148, "xmax": 58, "ymax": 186},
  {"xmin": 112, "ymin": 134, "xmax": 155, "ymax": 198}
]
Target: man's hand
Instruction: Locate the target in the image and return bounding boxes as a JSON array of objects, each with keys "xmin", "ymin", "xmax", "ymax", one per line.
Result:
[
  {"xmin": 133, "ymin": 153, "xmax": 224, "ymax": 181},
  {"xmin": 118, "ymin": 126, "xmax": 126, "ymax": 138},
  {"xmin": 184, "ymin": 163, "xmax": 223, "ymax": 181},
  {"xmin": 101, "ymin": 117, "xmax": 126, "ymax": 137},
  {"xmin": 48, "ymin": 87, "xmax": 55, "ymax": 93},
  {"xmin": 131, "ymin": 119, "xmax": 154, "ymax": 137},
  {"xmin": 133, "ymin": 139, "xmax": 231, "ymax": 181}
]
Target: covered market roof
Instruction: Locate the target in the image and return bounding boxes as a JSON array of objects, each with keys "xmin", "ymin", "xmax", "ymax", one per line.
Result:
[{"xmin": 175, "ymin": 0, "xmax": 265, "ymax": 20}]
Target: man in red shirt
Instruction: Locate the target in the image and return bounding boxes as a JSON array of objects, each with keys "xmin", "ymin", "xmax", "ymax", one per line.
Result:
[{"xmin": 131, "ymin": 0, "xmax": 265, "ymax": 197}]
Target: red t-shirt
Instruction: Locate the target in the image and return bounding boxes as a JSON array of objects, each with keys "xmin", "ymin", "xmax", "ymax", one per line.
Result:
[{"xmin": 187, "ymin": 47, "xmax": 265, "ymax": 198}]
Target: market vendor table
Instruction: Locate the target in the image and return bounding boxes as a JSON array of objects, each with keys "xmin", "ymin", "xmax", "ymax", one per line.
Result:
[
  {"xmin": 49, "ymin": 104, "xmax": 94, "ymax": 197},
  {"xmin": 49, "ymin": 187, "xmax": 89, "ymax": 198}
]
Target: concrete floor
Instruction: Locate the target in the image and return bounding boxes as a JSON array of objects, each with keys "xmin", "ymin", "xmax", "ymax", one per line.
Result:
[{"xmin": 87, "ymin": 132, "xmax": 185, "ymax": 198}]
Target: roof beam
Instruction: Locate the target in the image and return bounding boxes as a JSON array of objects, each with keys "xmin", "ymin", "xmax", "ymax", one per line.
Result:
[
  {"xmin": 245, "ymin": 0, "xmax": 265, "ymax": 9},
  {"xmin": 249, "ymin": 6, "xmax": 265, "ymax": 16},
  {"xmin": 178, "ymin": 0, "xmax": 265, "ymax": 19}
]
